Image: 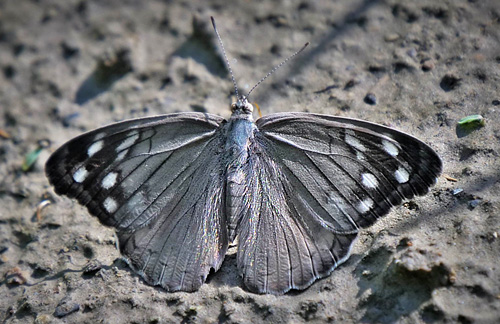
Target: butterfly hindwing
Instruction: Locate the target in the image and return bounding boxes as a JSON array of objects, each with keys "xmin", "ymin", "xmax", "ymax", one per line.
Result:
[
  {"xmin": 233, "ymin": 133, "xmax": 357, "ymax": 294},
  {"xmin": 46, "ymin": 112, "xmax": 229, "ymax": 291},
  {"xmin": 118, "ymin": 134, "xmax": 228, "ymax": 291}
]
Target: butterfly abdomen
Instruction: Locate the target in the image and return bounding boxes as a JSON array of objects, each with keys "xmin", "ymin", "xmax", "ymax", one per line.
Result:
[{"xmin": 224, "ymin": 116, "xmax": 258, "ymax": 241}]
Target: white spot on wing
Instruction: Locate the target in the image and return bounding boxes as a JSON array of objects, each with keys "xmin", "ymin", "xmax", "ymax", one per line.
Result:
[
  {"xmin": 394, "ymin": 167, "xmax": 410, "ymax": 183},
  {"xmin": 103, "ymin": 197, "xmax": 118, "ymax": 213},
  {"xmin": 356, "ymin": 151, "xmax": 365, "ymax": 161},
  {"xmin": 87, "ymin": 140, "xmax": 104, "ymax": 157},
  {"xmin": 94, "ymin": 132, "xmax": 106, "ymax": 141},
  {"xmin": 362, "ymin": 173, "xmax": 378, "ymax": 189},
  {"xmin": 382, "ymin": 140, "xmax": 399, "ymax": 157},
  {"xmin": 73, "ymin": 167, "xmax": 88, "ymax": 183},
  {"xmin": 102, "ymin": 172, "xmax": 118, "ymax": 190},
  {"xmin": 345, "ymin": 132, "xmax": 366, "ymax": 152},
  {"xmin": 116, "ymin": 150, "xmax": 128, "ymax": 161},
  {"xmin": 357, "ymin": 198, "xmax": 374, "ymax": 214},
  {"xmin": 117, "ymin": 131, "xmax": 139, "ymax": 152}
]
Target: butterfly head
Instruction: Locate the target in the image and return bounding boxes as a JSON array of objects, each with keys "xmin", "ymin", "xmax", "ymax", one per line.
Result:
[{"xmin": 231, "ymin": 96, "xmax": 254, "ymax": 116}]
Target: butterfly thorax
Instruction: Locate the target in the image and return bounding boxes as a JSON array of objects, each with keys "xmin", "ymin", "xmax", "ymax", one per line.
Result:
[{"xmin": 225, "ymin": 96, "xmax": 257, "ymax": 240}]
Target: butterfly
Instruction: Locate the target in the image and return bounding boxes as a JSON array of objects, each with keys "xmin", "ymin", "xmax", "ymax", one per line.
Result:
[{"xmin": 45, "ymin": 17, "xmax": 442, "ymax": 294}]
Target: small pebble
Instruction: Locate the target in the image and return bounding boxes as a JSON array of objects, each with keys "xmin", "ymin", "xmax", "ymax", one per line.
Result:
[
  {"xmin": 468, "ymin": 199, "xmax": 481, "ymax": 209},
  {"xmin": 5, "ymin": 267, "xmax": 27, "ymax": 285},
  {"xmin": 492, "ymin": 99, "xmax": 500, "ymax": 106},
  {"xmin": 449, "ymin": 268, "xmax": 457, "ymax": 283},
  {"xmin": 62, "ymin": 112, "xmax": 81, "ymax": 127},
  {"xmin": 364, "ymin": 93, "xmax": 377, "ymax": 105},
  {"xmin": 406, "ymin": 48, "xmax": 417, "ymax": 58},
  {"xmin": 452, "ymin": 188, "xmax": 464, "ymax": 195},
  {"xmin": 83, "ymin": 259, "xmax": 103, "ymax": 274},
  {"xmin": 54, "ymin": 299, "xmax": 80, "ymax": 318},
  {"xmin": 35, "ymin": 314, "xmax": 52, "ymax": 324},
  {"xmin": 384, "ymin": 33, "xmax": 400, "ymax": 42},
  {"xmin": 344, "ymin": 79, "xmax": 358, "ymax": 89},
  {"xmin": 422, "ymin": 60, "xmax": 434, "ymax": 71}
]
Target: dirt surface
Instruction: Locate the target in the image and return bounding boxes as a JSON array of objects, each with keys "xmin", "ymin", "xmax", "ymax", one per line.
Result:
[{"xmin": 1, "ymin": 0, "xmax": 499, "ymax": 323}]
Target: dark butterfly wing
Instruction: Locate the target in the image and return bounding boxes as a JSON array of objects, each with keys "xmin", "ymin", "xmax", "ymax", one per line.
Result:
[
  {"xmin": 46, "ymin": 112, "xmax": 229, "ymax": 292},
  {"xmin": 257, "ymin": 112, "xmax": 442, "ymax": 232},
  {"xmin": 234, "ymin": 112, "xmax": 441, "ymax": 294}
]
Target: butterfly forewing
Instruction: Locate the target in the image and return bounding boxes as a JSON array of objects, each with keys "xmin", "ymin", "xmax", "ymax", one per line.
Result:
[
  {"xmin": 256, "ymin": 113, "xmax": 442, "ymax": 231},
  {"xmin": 46, "ymin": 113, "xmax": 229, "ymax": 292}
]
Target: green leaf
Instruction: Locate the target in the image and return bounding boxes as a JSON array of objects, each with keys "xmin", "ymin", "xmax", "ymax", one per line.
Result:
[{"xmin": 457, "ymin": 115, "xmax": 485, "ymax": 128}]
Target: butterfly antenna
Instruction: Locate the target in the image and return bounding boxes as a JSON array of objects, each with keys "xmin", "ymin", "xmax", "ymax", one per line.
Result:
[
  {"xmin": 211, "ymin": 17, "xmax": 239, "ymax": 98},
  {"xmin": 246, "ymin": 42, "xmax": 309, "ymax": 98}
]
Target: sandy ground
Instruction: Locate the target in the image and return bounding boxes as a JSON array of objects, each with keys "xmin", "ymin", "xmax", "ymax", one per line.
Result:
[{"xmin": 1, "ymin": 0, "xmax": 499, "ymax": 323}]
